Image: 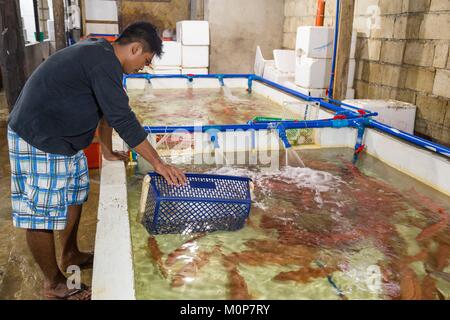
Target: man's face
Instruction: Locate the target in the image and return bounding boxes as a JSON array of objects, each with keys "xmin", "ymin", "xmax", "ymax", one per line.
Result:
[{"xmin": 122, "ymin": 42, "xmax": 154, "ymax": 74}]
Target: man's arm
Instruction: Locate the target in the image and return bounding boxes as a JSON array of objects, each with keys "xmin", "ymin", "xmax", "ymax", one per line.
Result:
[
  {"xmin": 98, "ymin": 118, "xmax": 186, "ymax": 186},
  {"xmin": 134, "ymin": 138, "xmax": 187, "ymax": 186},
  {"xmin": 89, "ymin": 63, "xmax": 186, "ymax": 185},
  {"xmin": 98, "ymin": 117, "xmax": 129, "ymax": 162}
]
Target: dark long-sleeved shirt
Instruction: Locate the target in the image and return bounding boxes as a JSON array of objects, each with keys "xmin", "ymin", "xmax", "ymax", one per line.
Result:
[{"xmin": 8, "ymin": 38, "xmax": 147, "ymax": 156}]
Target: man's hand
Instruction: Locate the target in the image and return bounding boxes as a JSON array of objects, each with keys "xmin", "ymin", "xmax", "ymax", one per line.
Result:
[
  {"xmin": 103, "ymin": 150, "xmax": 129, "ymax": 162},
  {"xmin": 154, "ymin": 161, "xmax": 187, "ymax": 186}
]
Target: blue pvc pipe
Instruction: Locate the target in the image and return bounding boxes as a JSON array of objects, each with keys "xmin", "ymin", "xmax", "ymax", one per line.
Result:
[
  {"xmin": 122, "ymin": 72, "xmax": 450, "ymax": 159},
  {"xmin": 143, "ymin": 118, "xmax": 365, "ymax": 134},
  {"xmin": 369, "ymin": 120, "xmax": 450, "ymax": 157},
  {"xmin": 328, "ymin": 0, "xmax": 340, "ymax": 99}
]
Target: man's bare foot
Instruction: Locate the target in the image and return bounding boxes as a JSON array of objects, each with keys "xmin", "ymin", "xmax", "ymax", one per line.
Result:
[
  {"xmin": 61, "ymin": 251, "xmax": 94, "ymax": 271},
  {"xmin": 43, "ymin": 282, "xmax": 91, "ymax": 300}
]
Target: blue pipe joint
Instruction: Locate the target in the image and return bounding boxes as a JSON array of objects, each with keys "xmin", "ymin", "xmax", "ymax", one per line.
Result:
[
  {"xmin": 209, "ymin": 131, "xmax": 220, "ymax": 149},
  {"xmin": 247, "ymin": 75, "xmax": 255, "ymax": 93},
  {"xmin": 217, "ymin": 75, "xmax": 225, "ymax": 87},
  {"xmin": 187, "ymin": 75, "xmax": 194, "ymax": 83},
  {"xmin": 332, "ymin": 119, "xmax": 349, "ymax": 128},
  {"xmin": 277, "ymin": 124, "xmax": 292, "ymax": 149}
]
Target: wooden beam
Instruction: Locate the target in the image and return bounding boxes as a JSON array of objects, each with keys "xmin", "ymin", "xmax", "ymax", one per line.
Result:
[
  {"xmin": 117, "ymin": 0, "xmax": 124, "ymax": 32},
  {"xmin": 52, "ymin": 0, "xmax": 66, "ymax": 50},
  {"xmin": 80, "ymin": 0, "xmax": 87, "ymax": 37},
  {"xmin": 332, "ymin": 0, "xmax": 355, "ymax": 101},
  {"xmin": 0, "ymin": 0, "xmax": 27, "ymax": 111}
]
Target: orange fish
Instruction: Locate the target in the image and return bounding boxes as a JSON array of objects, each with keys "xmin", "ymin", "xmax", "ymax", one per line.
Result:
[
  {"xmin": 170, "ymin": 246, "xmax": 220, "ymax": 288},
  {"xmin": 273, "ymin": 266, "xmax": 336, "ymax": 284},
  {"xmin": 222, "ymin": 254, "xmax": 252, "ymax": 300},
  {"xmin": 400, "ymin": 266, "xmax": 422, "ymax": 300},
  {"xmin": 165, "ymin": 233, "xmax": 206, "ymax": 267},
  {"xmin": 148, "ymin": 236, "xmax": 168, "ymax": 278},
  {"xmin": 416, "ymin": 209, "xmax": 449, "ymax": 241}
]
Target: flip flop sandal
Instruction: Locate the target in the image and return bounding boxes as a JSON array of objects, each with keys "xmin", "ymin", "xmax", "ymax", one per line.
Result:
[{"xmin": 44, "ymin": 284, "xmax": 92, "ymax": 300}]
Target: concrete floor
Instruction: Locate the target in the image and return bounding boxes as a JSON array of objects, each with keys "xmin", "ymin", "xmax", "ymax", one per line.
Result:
[{"xmin": 0, "ymin": 125, "xmax": 100, "ymax": 299}]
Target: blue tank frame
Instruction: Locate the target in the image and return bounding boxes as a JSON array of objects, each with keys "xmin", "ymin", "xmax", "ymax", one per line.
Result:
[{"xmin": 122, "ymin": 73, "xmax": 450, "ymax": 160}]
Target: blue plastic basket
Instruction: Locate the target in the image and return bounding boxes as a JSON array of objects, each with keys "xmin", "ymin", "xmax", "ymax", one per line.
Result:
[{"xmin": 141, "ymin": 172, "xmax": 252, "ymax": 234}]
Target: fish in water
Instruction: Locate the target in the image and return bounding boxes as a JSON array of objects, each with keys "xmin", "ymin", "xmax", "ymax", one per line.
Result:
[
  {"xmin": 165, "ymin": 233, "xmax": 207, "ymax": 267},
  {"xmin": 400, "ymin": 266, "xmax": 422, "ymax": 300},
  {"xmin": 148, "ymin": 236, "xmax": 168, "ymax": 278},
  {"xmin": 171, "ymin": 246, "xmax": 220, "ymax": 288},
  {"xmin": 416, "ymin": 208, "xmax": 449, "ymax": 242},
  {"xmin": 273, "ymin": 266, "xmax": 337, "ymax": 284},
  {"xmin": 221, "ymin": 254, "xmax": 252, "ymax": 300}
]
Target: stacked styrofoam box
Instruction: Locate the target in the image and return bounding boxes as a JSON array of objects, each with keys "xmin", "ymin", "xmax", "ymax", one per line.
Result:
[
  {"xmin": 284, "ymin": 81, "xmax": 328, "ymax": 98},
  {"xmin": 295, "ymin": 26, "xmax": 333, "ymax": 90},
  {"xmin": 342, "ymin": 99, "xmax": 417, "ymax": 134},
  {"xmin": 177, "ymin": 20, "xmax": 209, "ymax": 74},
  {"xmin": 295, "ymin": 26, "xmax": 357, "ymax": 97},
  {"xmin": 263, "ymin": 49, "xmax": 296, "ymax": 85},
  {"xmin": 148, "ymin": 41, "xmax": 182, "ymax": 74}
]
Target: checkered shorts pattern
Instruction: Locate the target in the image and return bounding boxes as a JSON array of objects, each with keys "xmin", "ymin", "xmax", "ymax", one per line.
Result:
[{"xmin": 7, "ymin": 127, "xmax": 90, "ymax": 230}]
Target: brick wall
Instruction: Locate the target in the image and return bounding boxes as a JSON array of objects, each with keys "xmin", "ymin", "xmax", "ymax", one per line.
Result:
[{"xmin": 283, "ymin": 0, "xmax": 450, "ymax": 146}]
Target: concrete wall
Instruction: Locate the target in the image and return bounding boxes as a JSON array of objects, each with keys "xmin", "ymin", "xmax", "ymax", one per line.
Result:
[
  {"xmin": 283, "ymin": 0, "xmax": 450, "ymax": 146},
  {"xmin": 205, "ymin": 0, "xmax": 284, "ymax": 74},
  {"xmin": 119, "ymin": 0, "xmax": 190, "ymax": 32}
]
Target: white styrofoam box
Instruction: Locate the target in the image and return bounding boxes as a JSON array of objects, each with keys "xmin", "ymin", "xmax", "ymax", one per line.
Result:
[
  {"xmin": 85, "ymin": 0, "xmax": 118, "ymax": 21},
  {"xmin": 85, "ymin": 23, "xmax": 119, "ymax": 35},
  {"xmin": 350, "ymin": 31, "xmax": 357, "ymax": 59},
  {"xmin": 284, "ymin": 81, "xmax": 328, "ymax": 98},
  {"xmin": 346, "ymin": 88, "xmax": 355, "ymax": 99},
  {"xmin": 47, "ymin": 20, "xmax": 55, "ymax": 41},
  {"xmin": 152, "ymin": 41, "xmax": 181, "ymax": 67},
  {"xmin": 341, "ymin": 99, "xmax": 417, "ymax": 134},
  {"xmin": 254, "ymin": 45, "xmax": 274, "ymax": 77},
  {"xmin": 182, "ymin": 45, "xmax": 209, "ymax": 68},
  {"xmin": 153, "ymin": 66, "xmax": 182, "ymax": 71},
  {"xmin": 295, "ymin": 56, "xmax": 332, "ymax": 89},
  {"xmin": 273, "ymin": 49, "xmax": 296, "ymax": 73},
  {"xmin": 263, "ymin": 65, "xmax": 294, "ymax": 86},
  {"xmin": 153, "ymin": 68, "xmax": 181, "ymax": 75},
  {"xmin": 296, "ymin": 26, "xmax": 334, "ymax": 59},
  {"xmin": 176, "ymin": 20, "xmax": 210, "ymax": 45},
  {"xmin": 182, "ymin": 68, "xmax": 209, "ymax": 75},
  {"xmin": 262, "ymin": 60, "xmax": 276, "ymax": 78},
  {"xmin": 347, "ymin": 58, "xmax": 356, "ymax": 88}
]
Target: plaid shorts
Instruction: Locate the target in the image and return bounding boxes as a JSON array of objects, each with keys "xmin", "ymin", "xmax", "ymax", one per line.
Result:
[{"xmin": 7, "ymin": 127, "xmax": 90, "ymax": 230}]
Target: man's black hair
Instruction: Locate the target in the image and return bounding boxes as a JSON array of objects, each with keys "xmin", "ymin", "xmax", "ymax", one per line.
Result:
[{"xmin": 115, "ymin": 21, "xmax": 163, "ymax": 58}]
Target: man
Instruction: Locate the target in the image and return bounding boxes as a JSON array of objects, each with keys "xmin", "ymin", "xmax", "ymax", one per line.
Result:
[{"xmin": 7, "ymin": 22, "xmax": 186, "ymax": 299}]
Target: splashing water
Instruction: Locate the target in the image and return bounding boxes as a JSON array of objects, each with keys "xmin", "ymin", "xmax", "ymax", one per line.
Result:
[
  {"xmin": 143, "ymin": 80, "xmax": 156, "ymax": 99},
  {"xmin": 286, "ymin": 147, "xmax": 305, "ymax": 168},
  {"xmin": 207, "ymin": 165, "xmax": 344, "ymax": 208},
  {"xmin": 221, "ymin": 85, "xmax": 244, "ymax": 102}
]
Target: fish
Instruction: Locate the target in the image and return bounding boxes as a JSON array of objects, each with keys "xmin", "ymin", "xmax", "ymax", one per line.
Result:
[
  {"xmin": 273, "ymin": 266, "xmax": 337, "ymax": 284},
  {"xmin": 147, "ymin": 236, "xmax": 168, "ymax": 278},
  {"xmin": 402, "ymin": 250, "xmax": 428, "ymax": 264},
  {"xmin": 434, "ymin": 243, "xmax": 450, "ymax": 271},
  {"xmin": 170, "ymin": 246, "xmax": 220, "ymax": 288},
  {"xmin": 165, "ymin": 233, "xmax": 207, "ymax": 267},
  {"xmin": 221, "ymin": 254, "xmax": 252, "ymax": 300},
  {"xmin": 400, "ymin": 266, "xmax": 422, "ymax": 300},
  {"xmin": 416, "ymin": 209, "xmax": 449, "ymax": 241}
]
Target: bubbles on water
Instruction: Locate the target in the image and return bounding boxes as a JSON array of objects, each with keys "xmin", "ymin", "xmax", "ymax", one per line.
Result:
[{"xmin": 207, "ymin": 165, "xmax": 344, "ymax": 209}]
